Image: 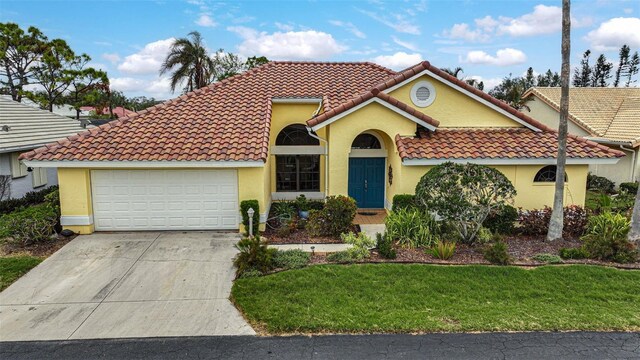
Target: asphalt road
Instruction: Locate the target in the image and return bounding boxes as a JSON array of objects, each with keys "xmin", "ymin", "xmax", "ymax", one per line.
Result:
[{"xmin": 1, "ymin": 332, "xmax": 639, "ymax": 359}]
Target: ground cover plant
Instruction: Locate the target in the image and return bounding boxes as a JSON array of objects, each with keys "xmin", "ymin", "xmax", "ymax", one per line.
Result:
[
  {"xmin": 0, "ymin": 256, "xmax": 42, "ymax": 291},
  {"xmin": 233, "ymin": 264, "xmax": 640, "ymax": 333}
]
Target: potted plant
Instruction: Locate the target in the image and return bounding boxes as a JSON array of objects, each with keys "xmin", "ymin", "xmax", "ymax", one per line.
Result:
[{"xmin": 295, "ymin": 194, "xmax": 310, "ymax": 219}]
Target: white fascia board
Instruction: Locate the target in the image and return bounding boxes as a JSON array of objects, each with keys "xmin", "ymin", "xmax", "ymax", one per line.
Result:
[
  {"xmin": 383, "ymin": 69, "xmax": 542, "ymax": 132},
  {"xmin": 402, "ymin": 157, "xmax": 621, "ymax": 166},
  {"xmin": 1, "ymin": 144, "xmax": 47, "ymax": 154},
  {"xmin": 310, "ymin": 98, "xmax": 437, "ymax": 132},
  {"xmin": 584, "ymin": 137, "xmax": 633, "ymax": 146},
  {"xmin": 271, "ymin": 98, "xmax": 323, "ymax": 104},
  {"xmin": 270, "ymin": 145, "xmax": 326, "ymax": 155},
  {"xmin": 21, "ymin": 160, "xmax": 265, "ymax": 168}
]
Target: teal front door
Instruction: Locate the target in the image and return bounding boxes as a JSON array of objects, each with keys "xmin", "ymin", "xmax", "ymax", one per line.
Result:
[{"xmin": 348, "ymin": 158, "xmax": 385, "ymax": 208}]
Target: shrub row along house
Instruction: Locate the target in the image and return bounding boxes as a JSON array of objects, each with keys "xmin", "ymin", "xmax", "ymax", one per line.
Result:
[
  {"xmin": 19, "ymin": 61, "xmax": 623, "ymax": 234},
  {"xmin": 524, "ymin": 87, "xmax": 640, "ymax": 185}
]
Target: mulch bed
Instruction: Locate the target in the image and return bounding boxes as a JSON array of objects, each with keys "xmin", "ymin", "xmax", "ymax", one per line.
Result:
[
  {"xmin": 1, "ymin": 234, "xmax": 76, "ymax": 258},
  {"xmin": 264, "ymin": 225, "xmax": 360, "ymax": 245},
  {"xmin": 308, "ymin": 235, "xmax": 640, "ymax": 269}
]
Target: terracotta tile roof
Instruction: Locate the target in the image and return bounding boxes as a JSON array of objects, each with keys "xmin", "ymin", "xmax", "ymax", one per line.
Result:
[
  {"xmin": 307, "ymin": 88, "xmax": 440, "ymax": 128},
  {"xmin": 524, "ymin": 87, "xmax": 640, "ymax": 146},
  {"xmin": 396, "ymin": 128, "xmax": 625, "ymax": 161},
  {"xmin": 21, "ymin": 62, "xmax": 395, "ymax": 162}
]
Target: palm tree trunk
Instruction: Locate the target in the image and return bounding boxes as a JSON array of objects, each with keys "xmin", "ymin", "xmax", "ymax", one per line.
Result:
[
  {"xmin": 547, "ymin": 0, "xmax": 571, "ymax": 241},
  {"xmin": 628, "ymin": 187, "xmax": 640, "ymax": 243}
]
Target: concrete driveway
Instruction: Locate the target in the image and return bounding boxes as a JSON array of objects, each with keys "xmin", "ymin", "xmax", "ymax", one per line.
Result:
[{"xmin": 0, "ymin": 232, "xmax": 255, "ymax": 341}]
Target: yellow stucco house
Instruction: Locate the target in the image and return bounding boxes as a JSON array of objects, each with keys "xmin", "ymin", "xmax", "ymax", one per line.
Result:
[{"xmin": 20, "ymin": 61, "xmax": 623, "ymax": 234}]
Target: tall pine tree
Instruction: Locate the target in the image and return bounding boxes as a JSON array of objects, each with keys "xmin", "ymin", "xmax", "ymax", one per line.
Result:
[
  {"xmin": 572, "ymin": 50, "xmax": 591, "ymax": 87},
  {"xmin": 614, "ymin": 45, "xmax": 630, "ymax": 87},
  {"xmin": 591, "ymin": 54, "xmax": 613, "ymax": 87},
  {"xmin": 625, "ymin": 51, "xmax": 639, "ymax": 87}
]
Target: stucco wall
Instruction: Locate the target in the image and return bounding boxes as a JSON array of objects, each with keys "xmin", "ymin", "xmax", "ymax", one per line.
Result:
[{"xmin": 388, "ymin": 75, "xmax": 522, "ymax": 128}]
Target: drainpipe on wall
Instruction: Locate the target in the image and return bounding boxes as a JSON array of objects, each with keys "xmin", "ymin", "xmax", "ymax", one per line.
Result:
[
  {"xmin": 306, "ymin": 126, "xmax": 329, "ymax": 198},
  {"xmin": 620, "ymin": 144, "xmax": 637, "ymax": 182}
]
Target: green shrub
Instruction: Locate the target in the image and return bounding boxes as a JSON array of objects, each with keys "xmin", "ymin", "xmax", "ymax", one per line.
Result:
[
  {"xmin": 483, "ymin": 204, "xmax": 518, "ymax": 234},
  {"xmin": 532, "ymin": 253, "xmax": 563, "ymax": 264},
  {"xmin": 308, "ymin": 200, "xmax": 325, "ymax": 211},
  {"xmin": 559, "ymin": 247, "xmax": 589, "ymax": 260},
  {"xmin": 307, "ymin": 195, "xmax": 357, "ymax": 237},
  {"xmin": 234, "ymin": 236, "xmax": 276, "ymax": 276},
  {"xmin": 273, "ymin": 249, "xmax": 310, "ymax": 270},
  {"xmin": 483, "ymin": 240, "xmax": 511, "ymax": 265},
  {"xmin": 384, "ymin": 208, "xmax": 439, "ymax": 248},
  {"xmin": 326, "ymin": 250, "xmax": 355, "ymax": 263},
  {"xmin": 587, "ymin": 173, "xmax": 615, "ymax": 193},
  {"xmin": 1, "ymin": 203, "xmax": 58, "ymax": 246},
  {"xmin": 376, "ymin": 233, "xmax": 396, "ymax": 259},
  {"xmin": 0, "ymin": 185, "xmax": 59, "ymax": 215},
  {"xmin": 271, "ymin": 202, "xmax": 296, "ymax": 220},
  {"xmin": 429, "ymin": 240, "xmax": 456, "ymax": 260},
  {"xmin": 240, "ymin": 200, "xmax": 260, "ymax": 236},
  {"xmin": 518, "ymin": 206, "xmax": 587, "ymax": 237},
  {"xmin": 581, "ymin": 212, "xmax": 637, "ymax": 263},
  {"xmin": 619, "ymin": 182, "xmax": 638, "ymax": 195},
  {"xmin": 295, "ymin": 194, "xmax": 309, "ymax": 211},
  {"xmin": 475, "ymin": 227, "xmax": 493, "ymax": 244},
  {"xmin": 341, "ymin": 232, "xmax": 375, "ymax": 260},
  {"xmin": 392, "ymin": 194, "xmax": 416, "ymax": 211},
  {"xmin": 415, "ymin": 162, "xmax": 516, "ymax": 244}
]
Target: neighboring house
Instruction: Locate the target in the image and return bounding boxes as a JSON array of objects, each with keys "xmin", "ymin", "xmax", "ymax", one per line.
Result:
[
  {"xmin": 20, "ymin": 61, "xmax": 623, "ymax": 234},
  {"xmin": 524, "ymin": 87, "xmax": 640, "ymax": 185},
  {"xmin": 0, "ymin": 96, "xmax": 87, "ymax": 199},
  {"xmin": 80, "ymin": 106, "xmax": 136, "ymax": 119},
  {"xmin": 18, "ymin": 96, "xmax": 91, "ymax": 118}
]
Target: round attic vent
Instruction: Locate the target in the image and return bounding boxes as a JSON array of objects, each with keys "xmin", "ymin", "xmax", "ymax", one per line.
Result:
[{"xmin": 410, "ymin": 81, "xmax": 436, "ymax": 107}]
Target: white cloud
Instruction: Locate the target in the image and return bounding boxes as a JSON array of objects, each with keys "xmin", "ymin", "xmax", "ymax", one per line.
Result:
[
  {"xmin": 195, "ymin": 14, "xmax": 216, "ymax": 27},
  {"xmin": 468, "ymin": 75, "xmax": 503, "ymax": 91},
  {"xmin": 475, "ymin": 16, "xmax": 498, "ymax": 30},
  {"xmin": 584, "ymin": 17, "xmax": 640, "ymax": 51},
  {"xmin": 371, "ymin": 52, "xmax": 422, "ymax": 70},
  {"xmin": 102, "ymin": 53, "xmax": 121, "ymax": 64},
  {"xmin": 357, "ymin": 9, "xmax": 421, "ymax": 35},
  {"xmin": 110, "ymin": 76, "xmax": 172, "ymax": 98},
  {"xmin": 624, "ymin": 8, "xmax": 633, "ymax": 14},
  {"xmin": 391, "ymin": 36, "xmax": 419, "ymax": 51},
  {"xmin": 228, "ymin": 27, "xmax": 346, "ymax": 60},
  {"xmin": 117, "ymin": 38, "xmax": 175, "ymax": 75},
  {"xmin": 275, "ymin": 22, "xmax": 295, "ymax": 31},
  {"xmin": 443, "ymin": 23, "xmax": 491, "ymax": 42},
  {"xmin": 464, "ymin": 48, "xmax": 527, "ymax": 66},
  {"xmin": 329, "ymin": 20, "xmax": 366, "ymax": 39}
]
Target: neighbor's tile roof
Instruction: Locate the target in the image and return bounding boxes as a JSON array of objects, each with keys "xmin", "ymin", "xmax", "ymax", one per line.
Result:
[
  {"xmin": 0, "ymin": 96, "xmax": 86, "ymax": 153},
  {"xmin": 21, "ymin": 62, "xmax": 395, "ymax": 162},
  {"xmin": 524, "ymin": 87, "xmax": 640, "ymax": 146},
  {"xmin": 396, "ymin": 128, "xmax": 625, "ymax": 161}
]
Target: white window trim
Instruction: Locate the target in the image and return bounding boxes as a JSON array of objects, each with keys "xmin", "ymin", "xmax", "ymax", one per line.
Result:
[
  {"xmin": 22, "ymin": 160, "xmax": 265, "ymax": 168},
  {"xmin": 10, "ymin": 153, "xmax": 28, "ymax": 178},
  {"xmin": 271, "ymin": 145, "xmax": 326, "ymax": 155},
  {"xmin": 32, "ymin": 167, "xmax": 48, "ymax": 188},
  {"xmin": 383, "ymin": 69, "xmax": 542, "ymax": 132},
  {"xmin": 271, "ymin": 191, "xmax": 325, "ymax": 201},
  {"xmin": 410, "ymin": 80, "xmax": 436, "ymax": 107},
  {"xmin": 402, "ymin": 157, "xmax": 621, "ymax": 166}
]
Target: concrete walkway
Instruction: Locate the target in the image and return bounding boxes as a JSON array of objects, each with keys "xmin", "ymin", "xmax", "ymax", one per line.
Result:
[
  {"xmin": 0, "ymin": 232, "xmax": 255, "ymax": 341},
  {"xmin": 2, "ymin": 332, "xmax": 638, "ymax": 359},
  {"xmin": 269, "ymin": 243, "xmax": 352, "ymax": 253}
]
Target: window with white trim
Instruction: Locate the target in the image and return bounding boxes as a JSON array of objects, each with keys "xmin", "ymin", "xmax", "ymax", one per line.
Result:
[
  {"xmin": 275, "ymin": 124, "xmax": 321, "ymax": 192},
  {"xmin": 10, "ymin": 152, "xmax": 28, "ymax": 179},
  {"xmin": 32, "ymin": 167, "xmax": 48, "ymax": 188},
  {"xmin": 410, "ymin": 81, "xmax": 436, "ymax": 107}
]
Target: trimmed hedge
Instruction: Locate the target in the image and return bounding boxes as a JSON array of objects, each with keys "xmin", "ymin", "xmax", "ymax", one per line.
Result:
[
  {"xmin": 0, "ymin": 186, "xmax": 58, "ymax": 215},
  {"xmin": 240, "ymin": 200, "xmax": 260, "ymax": 235},
  {"xmin": 483, "ymin": 204, "xmax": 518, "ymax": 234},
  {"xmin": 587, "ymin": 173, "xmax": 615, "ymax": 193},
  {"xmin": 391, "ymin": 194, "xmax": 416, "ymax": 211},
  {"xmin": 619, "ymin": 182, "xmax": 638, "ymax": 195}
]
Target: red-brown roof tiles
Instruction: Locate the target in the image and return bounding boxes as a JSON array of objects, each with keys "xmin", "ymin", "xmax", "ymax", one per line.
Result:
[{"xmin": 396, "ymin": 129, "xmax": 625, "ymax": 161}]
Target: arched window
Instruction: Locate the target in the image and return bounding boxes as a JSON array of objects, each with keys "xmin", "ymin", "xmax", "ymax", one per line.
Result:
[
  {"xmin": 351, "ymin": 134, "xmax": 381, "ymax": 149},
  {"xmin": 534, "ymin": 165, "xmax": 568, "ymax": 182},
  {"xmin": 275, "ymin": 124, "xmax": 319, "ymax": 146}
]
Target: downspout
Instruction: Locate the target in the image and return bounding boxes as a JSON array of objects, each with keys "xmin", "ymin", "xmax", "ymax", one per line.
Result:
[
  {"xmin": 620, "ymin": 145, "xmax": 636, "ymax": 182},
  {"xmin": 306, "ymin": 100, "xmax": 329, "ymax": 197}
]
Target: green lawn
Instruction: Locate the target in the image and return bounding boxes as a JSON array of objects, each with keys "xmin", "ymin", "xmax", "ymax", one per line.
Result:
[
  {"xmin": 0, "ymin": 256, "xmax": 42, "ymax": 291},
  {"xmin": 232, "ymin": 264, "xmax": 640, "ymax": 333}
]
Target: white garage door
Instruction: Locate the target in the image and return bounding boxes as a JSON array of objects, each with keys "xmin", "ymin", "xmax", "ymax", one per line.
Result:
[{"xmin": 91, "ymin": 170, "xmax": 239, "ymax": 231}]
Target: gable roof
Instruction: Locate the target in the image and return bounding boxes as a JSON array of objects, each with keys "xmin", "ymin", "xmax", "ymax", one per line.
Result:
[
  {"xmin": 0, "ymin": 96, "xmax": 87, "ymax": 153},
  {"xmin": 524, "ymin": 87, "xmax": 640, "ymax": 146},
  {"xmin": 19, "ymin": 61, "xmax": 623, "ymax": 164},
  {"xmin": 396, "ymin": 128, "xmax": 624, "ymax": 165}
]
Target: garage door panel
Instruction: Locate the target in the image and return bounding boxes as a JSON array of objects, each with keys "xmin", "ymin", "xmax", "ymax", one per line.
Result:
[{"xmin": 91, "ymin": 170, "xmax": 239, "ymax": 231}]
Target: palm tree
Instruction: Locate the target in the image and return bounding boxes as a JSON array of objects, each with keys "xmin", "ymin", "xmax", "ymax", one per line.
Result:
[
  {"xmin": 160, "ymin": 31, "xmax": 215, "ymax": 93},
  {"xmin": 547, "ymin": 0, "xmax": 571, "ymax": 241},
  {"xmin": 441, "ymin": 67, "xmax": 484, "ymax": 90},
  {"xmin": 441, "ymin": 67, "xmax": 464, "ymax": 79}
]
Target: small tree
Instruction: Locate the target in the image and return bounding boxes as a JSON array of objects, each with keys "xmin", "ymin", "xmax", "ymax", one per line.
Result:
[{"xmin": 415, "ymin": 162, "xmax": 516, "ymax": 244}]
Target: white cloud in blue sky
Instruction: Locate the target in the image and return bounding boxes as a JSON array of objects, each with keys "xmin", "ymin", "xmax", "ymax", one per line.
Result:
[{"xmin": 2, "ymin": 0, "xmax": 638, "ymax": 99}]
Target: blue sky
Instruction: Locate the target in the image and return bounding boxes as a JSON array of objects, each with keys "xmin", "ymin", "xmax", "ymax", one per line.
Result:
[{"xmin": 1, "ymin": 0, "xmax": 639, "ymax": 99}]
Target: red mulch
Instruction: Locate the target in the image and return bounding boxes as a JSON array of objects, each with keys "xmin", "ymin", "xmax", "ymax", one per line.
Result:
[
  {"xmin": 308, "ymin": 235, "xmax": 640, "ymax": 269},
  {"xmin": 1, "ymin": 234, "xmax": 76, "ymax": 257}
]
